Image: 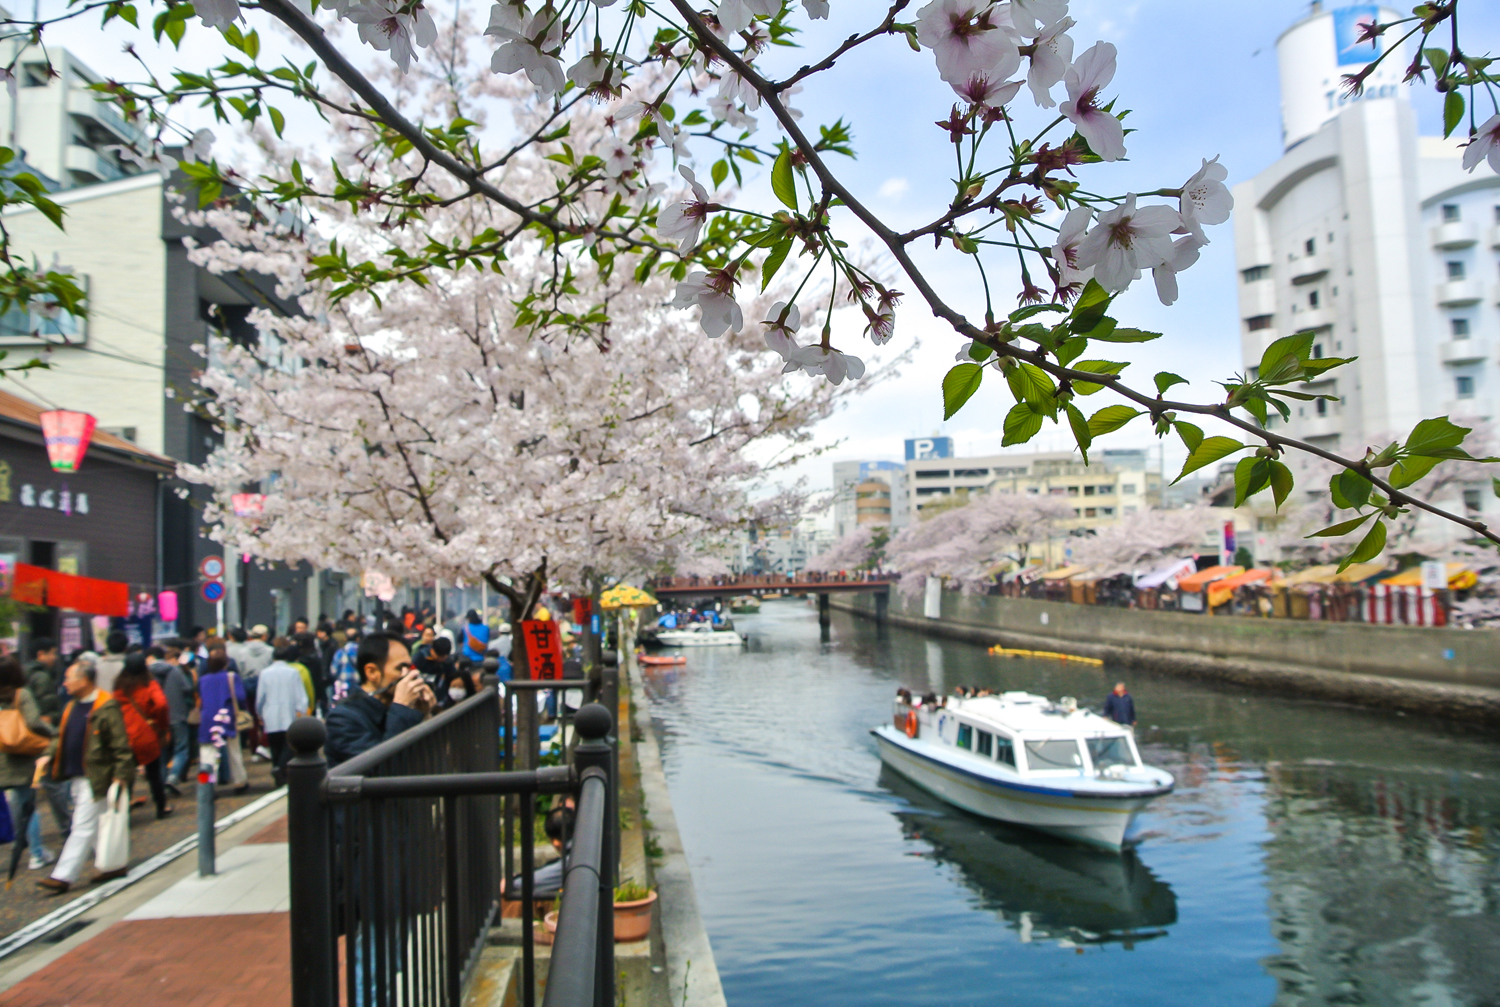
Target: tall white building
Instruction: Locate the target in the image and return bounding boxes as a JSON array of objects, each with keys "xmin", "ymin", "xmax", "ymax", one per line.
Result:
[
  {"xmin": 831, "ymin": 460, "xmax": 908, "ymax": 538},
  {"xmin": 1233, "ymin": 3, "xmax": 1497, "ymax": 525}
]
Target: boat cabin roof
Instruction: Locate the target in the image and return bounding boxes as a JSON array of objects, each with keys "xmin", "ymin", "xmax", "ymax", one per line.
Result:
[{"xmin": 945, "ymin": 692, "xmax": 1127, "ymax": 738}]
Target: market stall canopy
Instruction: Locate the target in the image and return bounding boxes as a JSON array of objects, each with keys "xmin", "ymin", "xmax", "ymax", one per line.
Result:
[
  {"xmin": 1040, "ymin": 565, "xmax": 1088, "ymax": 581},
  {"xmin": 1176, "ymin": 565, "xmax": 1243, "ymax": 593},
  {"xmin": 600, "ymin": 584, "xmax": 658, "ymax": 609},
  {"xmin": 1134, "ymin": 558, "xmax": 1196, "ymax": 590},
  {"xmin": 1208, "ymin": 568, "xmax": 1275, "ymax": 608},
  {"xmin": 1334, "ymin": 562, "xmax": 1390, "ymax": 584},
  {"xmin": 1281, "ymin": 565, "xmax": 1339, "ymax": 585},
  {"xmin": 1380, "ymin": 563, "xmax": 1477, "ymax": 590},
  {"xmin": 11, "ymin": 562, "xmax": 128, "ymax": 616}
]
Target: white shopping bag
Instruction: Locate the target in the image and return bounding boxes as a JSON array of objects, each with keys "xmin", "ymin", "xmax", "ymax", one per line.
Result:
[{"xmin": 95, "ymin": 782, "xmax": 131, "ymax": 873}]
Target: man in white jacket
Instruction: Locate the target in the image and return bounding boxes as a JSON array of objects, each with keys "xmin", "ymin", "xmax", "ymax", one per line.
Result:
[{"xmin": 255, "ymin": 652, "xmax": 309, "ymax": 787}]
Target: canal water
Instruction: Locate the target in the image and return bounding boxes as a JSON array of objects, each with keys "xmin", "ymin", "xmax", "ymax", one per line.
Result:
[{"xmin": 640, "ymin": 600, "xmax": 1500, "ymax": 1007}]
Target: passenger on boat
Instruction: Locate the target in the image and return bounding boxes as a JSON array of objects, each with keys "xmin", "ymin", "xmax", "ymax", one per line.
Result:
[
  {"xmin": 895, "ymin": 688, "xmax": 913, "ymax": 705},
  {"xmin": 1103, "ymin": 682, "xmax": 1136, "ymax": 727},
  {"xmin": 920, "ymin": 691, "xmax": 941, "ymax": 708}
]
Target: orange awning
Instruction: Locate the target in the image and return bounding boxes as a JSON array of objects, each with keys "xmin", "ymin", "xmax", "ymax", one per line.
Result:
[
  {"xmin": 1176, "ymin": 565, "xmax": 1242, "ymax": 593},
  {"xmin": 10, "ymin": 563, "xmax": 128, "ymax": 617},
  {"xmin": 1209, "ymin": 568, "xmax": 1274, "ymax": 608}
]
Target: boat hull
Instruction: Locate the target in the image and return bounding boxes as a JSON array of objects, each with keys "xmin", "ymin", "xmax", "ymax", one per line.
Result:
[
  {"xmin": 873, "ymin": 728, "xmax": 1166, "ymax": 850},
  {"xmin": 654, "ymin": 631, "xmax": 745, "ymax": 647}
]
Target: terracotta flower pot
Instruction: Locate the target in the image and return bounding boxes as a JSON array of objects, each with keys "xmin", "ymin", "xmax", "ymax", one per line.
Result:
[
  {"xmin": 612, "ymin": 890, "xmax": 657, "ymax": 943},
  {"xmin": 539, "ymin": 911, "xmax": 558, "ymax": 946}
]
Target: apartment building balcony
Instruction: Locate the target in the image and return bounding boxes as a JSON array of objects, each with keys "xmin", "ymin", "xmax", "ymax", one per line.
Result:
[
  {"xmin": 1288, "ymin": 251, "xmax": 1329, "ymax": 284},
  {"xmin": 1285, "ymin": 306, "xmax": 1332, "ymax": 332},
  {"xmin": 1431, "ymin": 220, "xmax": 1478, "ymax": 249},
  {"xmin": 1441, "ymin": 339, "xmax": 1487, "ymax": 365},
  {"xmin": 67, "ymin": 89, "xmax": 146, "ymax": 146},
  {"xmin": 1297, "ymin": 414, "xmax": 1343, "ymax": 440},
  {"xmin": 1239, "ymin": 278, "xmax": 1275, "ymax": 319},
  {"xmin": 1436, "ymin": 279, "xmax": 1482, "ymax": 307},
  {"xmin": 64, "ymin": 144, "xmax": 127, "ymax": 183},
  {"xmin": 1446, "ymin": 398, "xmax": 1489, "ymax": 422}
]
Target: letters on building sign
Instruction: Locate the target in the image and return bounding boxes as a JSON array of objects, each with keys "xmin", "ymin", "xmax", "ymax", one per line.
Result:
[{"xmin": 16, "ymin": 482, "xmax": 89, "ymax": 514}]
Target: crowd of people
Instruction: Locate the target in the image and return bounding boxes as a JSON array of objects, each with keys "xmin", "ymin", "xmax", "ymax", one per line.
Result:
[{"xmin": 0, "ymin": 607, "xmax": 507, "ymax": 896}]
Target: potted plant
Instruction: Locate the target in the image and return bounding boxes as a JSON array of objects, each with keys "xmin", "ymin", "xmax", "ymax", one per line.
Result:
[
  {"xmin": 540, "ymin": 880, "xmax": 657, "ymax": 944},
  {"xmin": 612, "ymin": 879, "xmax": 657, "ymax": 943}
]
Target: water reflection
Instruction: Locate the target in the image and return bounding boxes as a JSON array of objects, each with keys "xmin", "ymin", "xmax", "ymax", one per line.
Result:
[{"xmin": 881, "ymin": 767, "xmax": 1177, "ymax": 947}]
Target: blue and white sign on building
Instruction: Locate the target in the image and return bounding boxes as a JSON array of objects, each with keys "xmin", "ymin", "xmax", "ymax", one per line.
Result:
[
  {"xmin": 1333, "ymin": 5, "xmax": 1381, "ymax": 65},
  {"xmin": 905, "ymin": 437, "xmax": 953, "ymax": 461}
]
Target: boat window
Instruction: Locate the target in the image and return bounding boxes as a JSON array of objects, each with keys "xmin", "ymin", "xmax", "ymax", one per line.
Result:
[
  {"xmin": 1087, "ymin": 736, "xmax": 1138, "ymax": 770},
  {"xmin": 995, "ymin": 735, "xmax": 1015, "ymax": 767},
  {"xmin": 976, "ymin": 731, "xmax": 992, "ymax": 757},
  {"xmin": 956, "ymin": 723, "xmax": 972, "ymax": 750},
  {"xmin": 1024, "ymin": 739, "xmax": 1084, "ymax": 771}
]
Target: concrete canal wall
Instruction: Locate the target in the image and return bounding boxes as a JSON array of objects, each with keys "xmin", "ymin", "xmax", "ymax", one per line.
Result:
[{"xmin": 833, "ymin": 591, "xmax": 1500, "ymax": 726}]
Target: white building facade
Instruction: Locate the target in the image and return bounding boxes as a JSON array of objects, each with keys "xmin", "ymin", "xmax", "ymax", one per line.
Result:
[{"xmin": 1233, "ymin": 3, "xmax": 1498, "ymax": 527}]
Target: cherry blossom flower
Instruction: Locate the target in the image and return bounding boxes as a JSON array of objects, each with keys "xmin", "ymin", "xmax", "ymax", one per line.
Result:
[
  {"xmin": 717, "ymin": 0, "xmax": 780, "ymax": 35},
  {"xmin": 657, "ymin": 166, "xmax": 713, "ymax": 251},
  {"xmin": 567, "ymin": 50, "xmax": 612, "ymax": 91},
  {"xmin": 1026, "ymin": 16, "xmax": 1074, "ymax": 107},
  {"xmin": 195, "ymin": 0, "xmax": 241, "ymax": 30},
  {"xmin": 601, "ymin": 138, "xmax": 635, "ymax": 178},
  {"xmin": 956, "ymin": 74, "xmax": 1021, "ymax": 108},
  {"xmin": 185, "ymin": 128, "xmax": 216, "ymax": 163},
  {"xmin": 717, "ymin": 71, "xmax": 762, "ymax": 111},
  {"xmin": 490, "ymin": 7, "xmax": 565, "ymax": 95},
  {"xmin": 1151, "ymin": 231, "xmax": 1207, "ymax": 306},
  {"xmin": 916, "ymin": 0, "xmax": 1022, "ymax": 90},
  {"xmin": 1461, "ymin": 114, "xmax": 1500, "ymax": 174},
  {"xmin": 615, "ymin": 99, "xmax": 670, "ymax": 135},
  {"xmin": 666, "ymin": 126, "xmax": 692, "ymax": 162},
  {"xmin": 347, "ymin": 0, "xmax": 438, "ymax": 74},
  {"xmin": 1009, "ymin": 0, "xmax": 1068, "ymax": 36},
  {"xmin": 803, "ymin": 0, "xmax": 829, "ymax": 18},
  {"xmin": 707, "ymin": 94, "xmax": 758, "ymax": 132},
  {"xmin": 782, "ymin": 344, "xmax": 865, "ymax": 384},
  {"xmin": 1049, "ymin": 205, "xmax": 1092, "ymax": 288},
  {"xmin": 1059, "ymin": 41, "xmax": 1124, "ymax": 161},
  {"xmin": 762, "ymin": 301, "xmax": 801, "ymax": 356},
  {"xmin": 484, "ymin": 0, "xmax": 530, "ymax": 38},
  {"xmin": 1178, "ymin": 156, "xmax": 1232, "ymax": 233},
  {"xmin": 671, "ymin": 270, "xmax": 743, "ymax": 338},
  {"xmin": 1073, "ymin": 193, "xmax": 1179, "ymax": 292}
]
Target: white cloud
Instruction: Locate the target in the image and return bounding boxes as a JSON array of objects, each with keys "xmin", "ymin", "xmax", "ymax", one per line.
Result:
[{"xmin": 878, "ymin": 177, "xmax": 909, "ymax": 200}]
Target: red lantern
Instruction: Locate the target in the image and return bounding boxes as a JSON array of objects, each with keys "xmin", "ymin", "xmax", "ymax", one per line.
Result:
[
  {"xmin": 231, "ymin": 493, "xmax": 265, "ymax": 517},
  {"xmin": 38, "ymin": 410, "xmax": 96, "ymax": 473}
]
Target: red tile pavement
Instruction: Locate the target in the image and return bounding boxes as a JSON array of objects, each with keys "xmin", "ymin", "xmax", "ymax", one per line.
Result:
[
  {"xmin": 243, "ymin": 816, "xmax": 288, "ymax": 844},
  {"xmin": 0, "ymin": 913, "xmax": 290, "ymax": 1006}
]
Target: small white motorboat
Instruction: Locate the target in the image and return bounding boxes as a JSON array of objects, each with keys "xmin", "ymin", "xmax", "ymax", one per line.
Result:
[
  {"xmin": 873, "ymin": 691, "xmax": 1173, "ymax": 850},
  {"xmin": 654, "ymin": 623, "xmax": 746, "ymax": 647}
]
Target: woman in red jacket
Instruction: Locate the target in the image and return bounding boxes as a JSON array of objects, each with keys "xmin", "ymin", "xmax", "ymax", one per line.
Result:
[{"xmin": 115, "ymin": 654, "xmax": 173, "ymax": 818}]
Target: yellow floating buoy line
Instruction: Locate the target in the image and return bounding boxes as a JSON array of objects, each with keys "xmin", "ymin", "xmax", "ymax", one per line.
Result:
[{"xmin": 986, "ymin": 645, "xmax": 1104, "ymax": 666}]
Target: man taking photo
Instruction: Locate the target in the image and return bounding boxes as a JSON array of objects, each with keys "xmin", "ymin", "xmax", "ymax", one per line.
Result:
[{"xmin": 325, "ymin": 633, "xmax": 435, "ymax": 766}]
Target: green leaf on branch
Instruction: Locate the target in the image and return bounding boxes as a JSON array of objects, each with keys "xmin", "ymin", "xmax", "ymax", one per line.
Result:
[
  {"xmin": 1443, "ymin": 90, "xmax": 1465, "ymax": 139},
  {"xmin": 1087, "ymin": 404, "xmax": 1138, "ymax": 437},
  {"xmin": 1329, "ymin": 469, "xmax": 1373, "ymax": 509},
  {"xmin": 1493, "ymin": 476, "xmax": 1500, "ymax": 499},
  {"xmin": 761, "ymin": 237, "xmax": 792, "ymax": 291},
  {"xmin": 1175, "ymin": 421, "xmax": 1204, "ymax": 455},
  {"xmin": 1010, "ymin": 303, "xmax": 1066, "ymax": 323},
  {"xmin": 1233, "ymin": 457, "xmax": 1271, "ymax": 507},
  {"xmin": 1070, "ymin": 359, "xmax": 1127, "ymax": 395},
  {"xmin": 1054, "ymin": 335, "xmax": 1088, "ymax": 367},
  {"xmin": 771, "ymin": 149, "xmax": 798, "ymax": 211},
  {"xmin": 268, "ymin": 106, "xmax": 285, "ymax": 137},
  {"xmin": 1175, "ymin": 436, "xmax": 1244, "ymax": 483},
  {"xmin": 942, "ymin": 363, "xmax": 983, "ymax": 420},
  {"xmin": 1067, "ymin": 279, "xmax": 1112, "ymax": 334},
  {"xmin": 1404, "ymin": 416, "xmax": 1468, "ymax": 456},
  {"xmin": 1388, "ymin": 454, "xmax": 1442, "ymax": 489},
  {"xmin": 1002, "ymin": 401, "xmax": 1047, "ymax": 446},
  {"xmin": 1154, "ymin": 371, "xmax": 1187, "ymax": 394},
  {"xmin": 1338, "ymin": 519, "xmax": 1387, "ymax": 573},
  {"xmin": 711, "ymin": 159, "xmax": 729, "ymax": 188},
  {"xmin": 1006, "ymin": 362, "xmax": 1056, "ymax": 406},
  {"xmin": 1424, "ymin": 47, "xmax": 1449, "ymax": 76},
  {"xmin": 1269, "ymin": 460, "xmax": 1293, "ymax": 510},
  {"xmin": 1259, "ymin": 331, "xmax": 1316, "ymax": 382},
  {"xmin": 1066, "ymin": 403, "xmax": 1092, "ymax": 463},
  {"xmin": 1089, "ymin": 326, "xmax": 1162, "ymax": 343},
  {"xmin": 1307, "ymin": 513, "xmax": 1375, "ymax": 538}
]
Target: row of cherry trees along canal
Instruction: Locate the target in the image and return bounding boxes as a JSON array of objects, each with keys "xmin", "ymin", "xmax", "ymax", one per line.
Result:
[{"xmin": 1, "ymin": 0, "xmax": 1498, "ymax": 610}]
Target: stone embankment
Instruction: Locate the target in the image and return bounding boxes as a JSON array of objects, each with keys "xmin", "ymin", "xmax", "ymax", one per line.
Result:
[{"xmin": 836, "ymin": 591, "xmax": 1500, "ymax": 726}]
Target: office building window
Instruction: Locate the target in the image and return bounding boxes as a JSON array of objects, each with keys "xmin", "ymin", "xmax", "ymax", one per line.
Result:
[
  {"xmin": 1096, "ymin": 485, "xmax": 1114, "ymax": 496},
  {"xmin": 1316, "ymin": 397, "xmax": 1328, "ymax": 417},
  {"xmin": 1446, "ymin": 261, "xmax": 1466, "ymax": 281},
  {"xmin": 1083, "ymin": 485, "xmax": 1096, "ymax": 496},
  {"xmin": 1313, "ymin": 343, "xmax": 1324, "ymax": 358},
  {"xmin": 1100, "ymin": 507, "xmax": 1114, "ymax": 516},
  {"xmin": 1308, "ymin": 290, "xmax": 1320, "ymax": 309},
  {"xmin": 1121, "ymin": 483, "xmax": 1136, "ymax": 495},
  {"xmin": 1242, "ymin": 265, "xmax": 1270, "ymax": 283},
  {"xmin": 1066, "ymin": 486, "xmax": 1079, "ymax": 496},
  {"xmin": 1442, "ymin": 204, "xmax": 1460, "ymax": 222},
  {"xmin": 1304, "ymin": 237, "xmax": 1316, "ymax": 255},
  {"xmin": 1456, "ymin": 375, "xmax": 1475, "ymax": 398},
  {"xmin": 1247, "ymin": 315, "xmax": 1273, "ymax": 331},
  {"xmin": 1464, "ymin": 489, "xmax": 1482, "ymax": 513},
  {"xmin": 1084, "ymin": 507, "xmax": 1097, "ymax": 518},
  {"xmin": 1452, "ymin": 318, "xmax": 1471, "ymax": 338}
]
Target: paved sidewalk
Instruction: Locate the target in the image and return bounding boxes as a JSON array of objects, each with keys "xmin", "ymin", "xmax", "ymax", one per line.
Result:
[{"xmin": 0, "ymin": 814, "xmax": 292, "ymax": 1006}]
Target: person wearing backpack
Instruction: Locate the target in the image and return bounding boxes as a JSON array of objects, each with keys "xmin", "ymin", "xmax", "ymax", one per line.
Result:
[
  {"xmin": 115, "ymin": 655, "xmax": 173, "ymax": 819},
  {"xmin": 0, "ymin": 655, "xmax": 56, "ymax": 872}
]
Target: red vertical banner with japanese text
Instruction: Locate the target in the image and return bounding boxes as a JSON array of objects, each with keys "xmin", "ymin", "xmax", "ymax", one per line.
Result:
[{"xmin": 521, "ymin": 619, "xmax": 565, "ymax": 681}]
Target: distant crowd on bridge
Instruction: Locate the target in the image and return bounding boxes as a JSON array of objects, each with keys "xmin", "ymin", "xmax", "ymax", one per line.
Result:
[{"xmin": 648, "ymin": 571, "xmax": 890, "ymax": 590}]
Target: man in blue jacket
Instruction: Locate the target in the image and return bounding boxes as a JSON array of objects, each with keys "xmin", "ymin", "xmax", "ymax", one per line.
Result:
[
  {"xmin": 325, "ymin": 632, "xmax": 435, "ymax": 766},
  {"xmin": 1103, "ymin": 682, "xmax": 1136, "ymax": 727}
]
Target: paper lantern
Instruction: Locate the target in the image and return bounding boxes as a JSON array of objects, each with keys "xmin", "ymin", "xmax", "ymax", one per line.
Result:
[
  {"xmin": 158, "ymin": 590, "xmax": 179, "ymax": 623},
  {"xmin": 38, "ymin": 410, "xmax": 96, "ymax": 473},
  {"xmin": 231, "ymin": 493, "xmax": 265, "ymax": 517}
]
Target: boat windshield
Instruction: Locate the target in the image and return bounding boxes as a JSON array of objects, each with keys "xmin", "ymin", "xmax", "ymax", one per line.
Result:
[
  {"xmin": 1086, "ymin": 736, "xmax": 1138, "ymax": 770},
  {"xmin": 1023, "ymin": 739, "xmax": 1084, "ymax": 772}
]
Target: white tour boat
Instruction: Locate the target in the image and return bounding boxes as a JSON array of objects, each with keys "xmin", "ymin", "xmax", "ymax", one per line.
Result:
[
  {"xmin": 653, "ymin": 623, "xmax": 746, "ymax": 647},
  {"xmin": 873, "ymin": 691, "xmax": 1173, "ymax": 850}
]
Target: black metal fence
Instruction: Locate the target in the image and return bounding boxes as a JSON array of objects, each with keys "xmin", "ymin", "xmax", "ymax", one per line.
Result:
[{"xmin": 287, "ymin": 688, "xmax": 616, "ymax": 1007}]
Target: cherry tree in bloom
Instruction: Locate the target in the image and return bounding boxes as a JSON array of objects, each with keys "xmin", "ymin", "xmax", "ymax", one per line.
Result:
[
  {"xmin": 805, "ymin": 526, "xmax": 878, "ymax": 573},
  {"xmin": 1066, "ymin": 507, "xmax": 1218, "ymax": 573},
  {"xmin": 884, "ymin": 491, "xmax": 1073, "ymax": 596}
]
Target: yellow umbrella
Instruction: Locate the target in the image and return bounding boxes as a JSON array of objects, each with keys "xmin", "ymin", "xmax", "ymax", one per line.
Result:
[{"xmin": 600, "ymin": 584, "xmax": 658, "ymax": 610}]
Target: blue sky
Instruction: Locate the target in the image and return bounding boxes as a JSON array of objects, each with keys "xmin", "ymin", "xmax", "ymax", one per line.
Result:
[{"xmin": 29, "ymin": 0, "xmax": 1500, "ymax": 498}]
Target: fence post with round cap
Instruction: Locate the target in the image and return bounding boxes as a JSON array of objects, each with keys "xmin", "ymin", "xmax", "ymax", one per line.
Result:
[
  {"xmin": 572, "ymin": 702, "xmax": 616, "ymax": 1007},
  {"xmin": 287, "ymin": 716, "xmax": 336, "ymax": 1007}
]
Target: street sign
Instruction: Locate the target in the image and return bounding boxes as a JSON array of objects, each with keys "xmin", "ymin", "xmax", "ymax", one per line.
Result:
[
  {"xmin": 521, "ymin": 619, "xmax": 564, "ymax": 680},
  {"xmin": 199, "ymin": 555, "xmax": 225, "ymax": 580},
  {"xmin": 201, "ymin": 580, "xmax": 225, "ymax": 603}
]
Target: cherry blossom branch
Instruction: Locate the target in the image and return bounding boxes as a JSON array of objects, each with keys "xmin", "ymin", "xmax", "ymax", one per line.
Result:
[{"xmin": 772, "ymin": 2, "xmax": 910, "ymax": 92}]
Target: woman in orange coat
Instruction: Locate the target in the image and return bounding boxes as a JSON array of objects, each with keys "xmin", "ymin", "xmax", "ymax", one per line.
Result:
[{"xmin": 114, "ymin": 654, "xmax": 172, "ymax": 818}]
